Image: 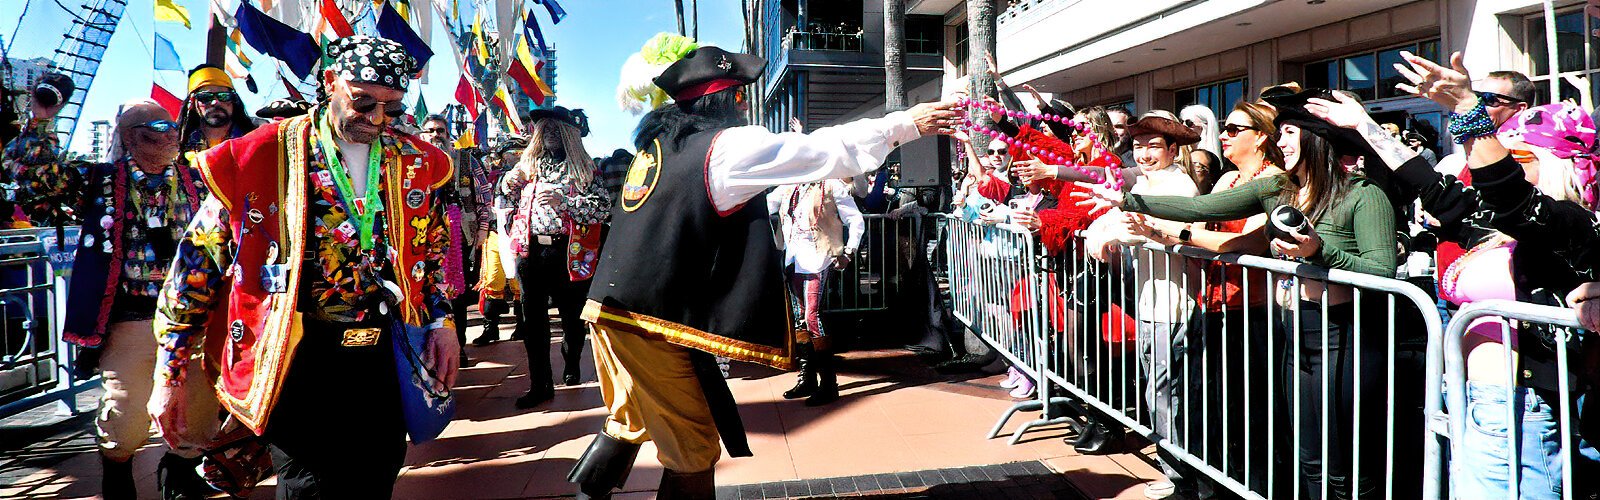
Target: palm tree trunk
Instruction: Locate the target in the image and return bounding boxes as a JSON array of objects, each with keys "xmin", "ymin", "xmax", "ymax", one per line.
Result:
[
  {"xmin": 883, "ymin": 0, "xmax": 906, "ymax": 112},
  {"xmin": 967, "ymin": 0, "xmax": 998, "ymax": 149}
]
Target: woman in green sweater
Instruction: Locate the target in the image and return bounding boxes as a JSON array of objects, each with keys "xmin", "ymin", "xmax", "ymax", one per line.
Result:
[{"xmin": 1077, "ymin": 89, "xmax": 1396, "ymax": 499}]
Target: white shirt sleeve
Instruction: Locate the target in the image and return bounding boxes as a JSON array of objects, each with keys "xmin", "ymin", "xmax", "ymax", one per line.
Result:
[
  {"xmin": 706, "ymin": 111, "xmax": 921, "ymax": 213},
  {"xmin": 832, "ymin": 182, "xmax": 866, "ymax": 251}
]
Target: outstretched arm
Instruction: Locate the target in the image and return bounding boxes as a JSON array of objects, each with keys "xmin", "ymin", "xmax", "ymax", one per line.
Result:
[{"xmin": 707, "ymin": 100, "xmax": 962, "ymax": 213}]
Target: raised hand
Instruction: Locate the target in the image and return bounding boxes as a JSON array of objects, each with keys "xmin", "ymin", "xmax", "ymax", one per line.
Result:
[
  {"xmin": 908, "ymin": 99, "xmax": 965, "ymax": 136},
  {"xmin": 1305, "ymin": 91, "xmax": 1373, "ymax": 130},
  {"xmin": 789, "ymin": 117, "xmax": 804, "ymax": 134},
  {"xmin": 1069, "ymin": 181, "xmax": 1124, "ymax": 218},
  {"xmin": 1394, "ymin": 50, "xmax": 1477, "ymax": 112},
  {"xmin": 1011, "ymin": 159, "xmax": 1058, "ymax": 184}
]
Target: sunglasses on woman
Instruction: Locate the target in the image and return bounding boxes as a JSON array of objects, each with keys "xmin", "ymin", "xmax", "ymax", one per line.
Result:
[
  {"xmin": 192, "ymin": 91, "xmax": 236, "ymax": 104},
  {"xmin": 135, "ymin": 120, "xmax": 179, "ymax": 133},
  {"xmin": 1221, "ymin": 123, "xmax": 1256, "ymax": 136},
  {"xmin": 351, "ymin": 98, "xmax": 408, "ymax": 118}
]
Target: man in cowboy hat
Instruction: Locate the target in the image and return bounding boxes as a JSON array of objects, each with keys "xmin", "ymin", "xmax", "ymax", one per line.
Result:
[
  {"xmin": 178, "ymin": 64, "xmax": 257, "ymax": 157},
  {"xmin": 149, "ymin": 35, "xmax": 459, "ymax": 497},
  {"xmin": 568, "ymin": 34, "xmax": 962, "ymax": 498}
]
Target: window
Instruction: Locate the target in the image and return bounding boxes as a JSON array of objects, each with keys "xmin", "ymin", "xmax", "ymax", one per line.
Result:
[
  {"xmin": 1174, "ymin": 78, "xmax": 1247, "ymax": 120},
  {"xmin": 1303, "ymin": 39, "xmax": 1440, "ymax": 101},
  {"xmin": 905, "ymin": 15, "xmax": 943, "ymax": 55},
  {"xmin": 1526, "ymin": 8, "xmax": 1599, "ymax": 106},
  {"xmin": 955, "ymin": 24, "xmax": 970, "ymax": 76},
  {"xmin": 795, "ymin": 0, "xmax": 864, "ymax": 51}
]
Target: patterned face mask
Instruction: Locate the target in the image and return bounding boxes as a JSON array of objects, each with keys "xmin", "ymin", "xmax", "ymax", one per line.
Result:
[{"xmin": 1498, "ymin": 102, "xmax": 1600, "ymax": 208}]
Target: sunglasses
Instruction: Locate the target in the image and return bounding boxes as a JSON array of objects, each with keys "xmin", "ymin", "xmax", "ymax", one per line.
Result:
[
  {"xmin": 192, "ymin": 91, "xmax": 236, "ymax": 104},
  {"xmin": 421, "ymin": 127, "xmax": 448, "ymax": 134},
  {"xmin": 1221, "ymin": 123, "xmax": 1256, "ymax": 136},
  {"xmin": 134, "ymin": 120, "xmax": 179, "ymax": 133},
  {"xmin": 351, "ymin": 98, "xmax": 408, "ymax": 118},
  {"xmin": 1480, "ymin": 91, "xmax": 1526, "ymax": 108}
]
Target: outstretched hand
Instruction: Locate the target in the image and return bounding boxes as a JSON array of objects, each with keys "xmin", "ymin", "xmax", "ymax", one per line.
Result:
[
  {"xmin": 1012, "ymin": 159, "xmax": 1058, "ymax": 184},
  {"xmin": 908, "ymin": 99, "xmax": 965, "ymax": 136},
  {"xmin": 1304, "ymin": 92, "xmax": 1372, "ymax": 130},
  {"xmin": 1068, "ymin": 181, "xmax": 1124, "ymax": 218},
  {"xmin": 1394, "ymin": 50, "xmax": 1477, "ymax": 112}
]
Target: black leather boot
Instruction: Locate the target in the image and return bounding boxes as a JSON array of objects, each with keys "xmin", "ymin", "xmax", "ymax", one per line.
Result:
[
  {"xmin": 102, "ymin": 455, "xmax": 136, "ymax": 500},
  {"xmin": 781, "ymin": 343, "xmax": 815, "ymax": 399},
  {"xmin": 1072, "ymin": 419, "xmax": 1124, "ymax": 455},
  {"xmin": 157, "ymin": 453, "xmax": 215, "ymax": 500},
  {"xmin": 657, "ymin": 469, "xmax": 716, "ymax": 500},
  {"xmin": 567, "ymin": 433, "xmax": 642, "ymax": 500},
  {"xmin": 562, "ymin": 343, "xmax": 583, "ymax": 386},
  {"xmin": 805, "ymin": 352, "xmax": 838, "ymax": 407}
]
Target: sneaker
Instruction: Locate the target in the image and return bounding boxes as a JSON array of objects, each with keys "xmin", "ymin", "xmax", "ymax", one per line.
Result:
[
  {"xmin": 999, "ymin": 366, "xmax": 1023, "ymax": 389},
  {"xmin": 1008, "ymin": 376, "xmax": 1035, "ymax": 399},
  {"xmin": 1144, "ymin": 481, "xmax": 1177, "ymax": 499}
]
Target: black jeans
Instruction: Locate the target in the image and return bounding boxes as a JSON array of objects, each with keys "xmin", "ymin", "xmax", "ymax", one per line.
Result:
[
  {"xmin": 264, "ymin": 315, "xmax": 406, "ymax": 499},
  {"xmin": 1284, "ymin": 301, "xmax": 1386, "ymax": 500},
  {"xmin": 1197, "ymin": 305, "xmax": 1291, "ymax": 499},
  {"xmin": 517, "ymin": 236, "xmax": 590, "ymax": 392}
]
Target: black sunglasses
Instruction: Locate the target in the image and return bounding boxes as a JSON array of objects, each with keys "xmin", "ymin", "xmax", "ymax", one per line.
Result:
[
  {"xmin": 421, "ymin": 127, "xmax": 447, "ymax": 134},
  {"xmin": 192, "ymin": 91, "xmax": 236, "ymax": 104},
  {"xmin": 352, "ymin": 98, "xmax": 407, "ymax": 118},
  {"xmin": 1480, "ymin": 91, "xmax": 1526, "ymax": 107},
  {"xmin": 1221, "ymin": 124, "xmax": 1256, "ymax": 135}
]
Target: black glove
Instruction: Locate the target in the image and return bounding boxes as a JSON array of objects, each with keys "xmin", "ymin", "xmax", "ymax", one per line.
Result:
[{"xmin": 71, "ymin": 345, "xmax": 102, "ymax": 380}]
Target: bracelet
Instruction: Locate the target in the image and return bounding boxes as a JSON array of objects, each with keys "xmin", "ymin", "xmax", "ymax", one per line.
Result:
[{"xmin": 1448, "ymin": 95, "xmax": 1496, "ymax": 144}]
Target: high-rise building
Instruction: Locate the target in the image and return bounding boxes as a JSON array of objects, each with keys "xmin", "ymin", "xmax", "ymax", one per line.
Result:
[
  {"xmin": 88, "ymin": 120, "xmax": 112, "ymax": 162},
  {"xmin": 4, "ymin": 57, "xmax": 56, "ymax": 109},
  {"xmin": 512, "ymin": 46, "xmax": 559, "ymax": 115}
]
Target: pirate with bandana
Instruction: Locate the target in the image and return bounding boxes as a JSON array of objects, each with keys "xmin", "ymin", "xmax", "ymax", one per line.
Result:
[
  {"xmin": 176, "ymin": 65, "xmax": 257, "ymax": 157},
  {"xmin": 149, "ymin": 36, "xmax": 459, "ymax": 497}
]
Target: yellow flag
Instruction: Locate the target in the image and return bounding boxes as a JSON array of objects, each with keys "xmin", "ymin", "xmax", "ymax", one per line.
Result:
[
  {"xmin": 453, "ymin": 127, "xmax": 476, "ymax": 149},
  {"xmin": 155, "ymin": 0, "xmax": 192, "ymax": 29}
]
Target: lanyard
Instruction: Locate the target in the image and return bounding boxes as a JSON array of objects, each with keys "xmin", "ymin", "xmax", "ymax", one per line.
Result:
[{"xmin": 316, "ymin": 117, "xmax": 385, "ymax": 251}]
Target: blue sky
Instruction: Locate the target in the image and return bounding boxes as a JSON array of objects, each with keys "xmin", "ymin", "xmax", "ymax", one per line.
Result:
[{"xmin": 0, "ymin": 0, "xmax": 747, "ymax": 156}]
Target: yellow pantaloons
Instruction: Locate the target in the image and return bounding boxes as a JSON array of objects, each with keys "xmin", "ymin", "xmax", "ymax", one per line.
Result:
[{"xmin": 590, "ymin": 322, "xmax": 722, "ymax": 473}]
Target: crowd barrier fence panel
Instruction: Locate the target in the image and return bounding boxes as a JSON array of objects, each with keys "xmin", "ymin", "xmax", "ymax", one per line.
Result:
[
  {"xmin": 939, "ymin": 216, "xmax": 1446, "ymax": 500},
  {"xmin": 823, "ymin": 214, "xmax": 923, "ymax": 314},
  {"xmin": 0, "ymin": 227, "xmax": 92, "ymax": 419},
  {"xmin": 1431, "ymin": 299, "xmax": 1585, "ymax": 500}
]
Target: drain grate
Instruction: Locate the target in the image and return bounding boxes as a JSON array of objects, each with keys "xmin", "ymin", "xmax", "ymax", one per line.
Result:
[{"xmin": 716, "ymin": 460, "xmax": 1086, "ymax": 499}]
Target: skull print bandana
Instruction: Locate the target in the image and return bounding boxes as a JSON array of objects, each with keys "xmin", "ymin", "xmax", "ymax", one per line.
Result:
[
  {"xmin": 1498, "ymin": 102, "xmax": 1600, "ymax": 208},
  {"xmin": 325, "ymin": 35, "xmax": 419, "ymax": 92}
]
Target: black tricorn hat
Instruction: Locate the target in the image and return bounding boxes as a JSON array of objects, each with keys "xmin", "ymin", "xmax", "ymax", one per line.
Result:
[
  {"xmin": 527, "ymin": 106, "xmax": 590, "ymax": 137},
  {"xmin": 653, "ymin": 46, "xmax": 766, "ymax": 102},
  {"xmin": 255, "ymin": 98, "xmax": 311, "ymax": 119},
  {"xmin": 1262, "ymin": 88, "xmax": 1377, "ymax": 159}
]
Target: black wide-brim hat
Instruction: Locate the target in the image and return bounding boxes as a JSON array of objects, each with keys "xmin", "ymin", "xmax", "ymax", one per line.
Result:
[
  {"xmin": 654, "ymin": 46, "xmax": 767, "ymax": 102},
  {"xmin": 527, "ymin": 106, "xmax": 590, "ymax": 137},
  {"xmin": 1262, "ymin": 88, "xmax": 1377, "ymax": 159}
]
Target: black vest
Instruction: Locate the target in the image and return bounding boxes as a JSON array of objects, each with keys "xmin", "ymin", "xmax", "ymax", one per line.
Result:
[{"xmin": 586, "ymin": 129, "xmax": 793, "ymax": 369}]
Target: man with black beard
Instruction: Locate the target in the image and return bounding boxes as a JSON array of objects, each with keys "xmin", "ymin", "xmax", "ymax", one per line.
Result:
[{"xmin": 177, "ymin": 65, "xmax": 257, "ymax": 157}]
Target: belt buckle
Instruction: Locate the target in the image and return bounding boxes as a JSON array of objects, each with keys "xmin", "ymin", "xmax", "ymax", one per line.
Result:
[
  {"xmin": 537, "ymin": 234, "xmax": 554, "ymax": 245},
  {"xmin": 341, "ymin": 327, "xmax": 381, "ymax": 347}
]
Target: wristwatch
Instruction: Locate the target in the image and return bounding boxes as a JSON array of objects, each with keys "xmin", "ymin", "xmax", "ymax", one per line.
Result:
[{"xmin": 1178, "ymin": 228, "xmax": 1193, "ymax": 244}]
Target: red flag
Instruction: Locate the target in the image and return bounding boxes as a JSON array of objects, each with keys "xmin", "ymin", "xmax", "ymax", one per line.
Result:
[
  {"xmin": 151, "ymin": 84, "xmax": 183, "ymax": 119},
  {"xmin": 454, "ymin": 76, "xmax": 482, "ymax": 121},
  {"xmin": 279, "ymin": 73, "xmax": 306, "ymax": 102},
  {"xmin": 319, "ymin": 0, "xmax": 354, "ymax": 38}
]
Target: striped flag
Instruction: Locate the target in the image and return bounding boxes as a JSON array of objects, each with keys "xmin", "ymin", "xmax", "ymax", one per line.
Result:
[
  {"xmin": 506, "ymin": 33, "xmax": 551, "ymax": 104},
  {"xmin": 224, "ymin": 29, "xmax": 254, "ymax": 79},
  {"xmin": 319, "ymin": 0, "xmax": 355, "ymax": 38}
]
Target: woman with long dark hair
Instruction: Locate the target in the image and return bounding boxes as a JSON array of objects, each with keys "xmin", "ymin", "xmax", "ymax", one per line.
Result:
[{"xmin": 1077, "ymin": 89, "xmax": 1397, "ymax": 499}]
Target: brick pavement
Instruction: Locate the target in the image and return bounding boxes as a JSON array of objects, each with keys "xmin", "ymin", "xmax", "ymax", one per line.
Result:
[{"xmin": 0, "ymin": 318, "xmax": 1164, "ymax": 499}]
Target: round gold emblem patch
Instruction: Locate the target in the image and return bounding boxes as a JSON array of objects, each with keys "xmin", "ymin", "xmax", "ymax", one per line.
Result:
[{"xmin": 621, "ymin": 139, "xmax": 662, "ymax": 212}]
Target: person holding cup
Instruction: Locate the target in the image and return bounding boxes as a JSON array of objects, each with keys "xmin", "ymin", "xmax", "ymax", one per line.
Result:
[{"xmin": 499, "ymin": 106, "xmax": 609, "ymax": 409}]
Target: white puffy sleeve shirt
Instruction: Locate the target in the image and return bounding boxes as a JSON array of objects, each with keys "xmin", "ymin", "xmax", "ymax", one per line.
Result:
[{"xmin": 707, "ymin": 111, "xmax": 921, "ymax": 213}]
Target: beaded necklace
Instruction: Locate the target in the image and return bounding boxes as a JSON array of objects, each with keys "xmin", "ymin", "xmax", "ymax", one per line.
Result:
[{"xmin": 958, "ymin": 98, "xmax": 1124, "ymax": 190}]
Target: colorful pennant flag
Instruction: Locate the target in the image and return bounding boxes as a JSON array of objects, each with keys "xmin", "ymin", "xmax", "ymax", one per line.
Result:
[
  {"xmin": 452, "ymin": 125, "xmax": 475, "ymax": 149},
  {"xmin": 376, "ymin": 0, "xmax": 432, "ymax": 68},
  {"xmin": 454, "ymin": 74, "xmax": 482, "ymax": 121},
  {"xmin": 471, "ymin": 13, "xmax": 489, "ymax": 68},
  {"xmin": 224, "ymin": 29, "xmax": 255, "ymax": 79},
  {"xmin": 236, "ymin": 1, "xmax": 321, "ymax": 79},
  {"xmin": 507, "ymin": 34, "xmax": 551, "ymax": 104},
  {"xmin": 152, "ymin": 84, "xmax": 184, "ymax": 119},
  {"xmin": 413, "ymin": 93, "xmax": 429, "ymax": 121},
  {"xmin": 153, "ymin": 33, "xmax": 184, "ymax": 71},
  {"xmin": 531, "ymin": 0, "xmax": 566, "ymax": 24},
  {"xmin": 155, "ymin": 0, "xmax": 193, "ymax": 29},
  {"xmin": 319, "ymin": 0, "xmax": 355, "ymax": 38},
  {"xmin": 490, "ymin": 87, "xmax": 521, "ymax": 133}
]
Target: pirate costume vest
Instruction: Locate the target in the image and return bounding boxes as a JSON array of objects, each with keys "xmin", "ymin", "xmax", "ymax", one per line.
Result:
[
  {"xmin": 182, "ymin": 114, "xmax": 452, "ymax": 433},
  {"xmin": 582, "ymin": 129, "xmax": 797, "ymax": 453}
]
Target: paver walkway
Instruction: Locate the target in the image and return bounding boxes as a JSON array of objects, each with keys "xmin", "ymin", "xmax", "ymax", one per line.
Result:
[{"xmin": 1, "ymin": 318, "xmax": 1164, "ymax": 499}]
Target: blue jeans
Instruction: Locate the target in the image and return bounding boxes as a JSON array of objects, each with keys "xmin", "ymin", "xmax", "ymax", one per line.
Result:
[{"xmin": 1452, "ymin": 381, "xmax": 1564, "ymax": 500}]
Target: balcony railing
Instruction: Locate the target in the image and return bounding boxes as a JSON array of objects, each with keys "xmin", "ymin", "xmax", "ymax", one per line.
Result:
[{"xmin": 783, "ymin": 27, "xmax": 865, "ymax": 52}]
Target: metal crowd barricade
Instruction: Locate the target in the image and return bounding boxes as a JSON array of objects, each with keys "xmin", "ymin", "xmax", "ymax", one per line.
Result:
[
  {"xmin": 0, "ymin": 226, "xmax": 91, "ymax": 419},
  {"xmin": 1429, "ymin": 299, "xmax": 1584, "ymax": 500},
  {"xmin": 940, "ymin": 216, "xmax": 1446, "ymax": 500},
  {"xmin": 939, "ymin": 215, "xmax": 1080, "ymax": 444},
  {"xmin": 824, "ymin": 214, "xmax": 923, "ymax": 313}
]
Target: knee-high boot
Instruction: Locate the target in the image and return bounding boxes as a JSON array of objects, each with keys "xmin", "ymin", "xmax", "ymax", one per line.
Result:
[
  {"xmin": 102, "ymin": 455, "xmax": 136, "ymax": 500},
  {"xmin": 568, "ymin": 433, "xmax": 642, "ymax": 500},
  {"xmin": 781, "ymin": 343, "xmax": 816, "ymax": 399},
  {"xmin": 805, "ymin": 350, "xmax": 838, "ymax": 407},
  {"xmin": 657, "ymin": 469, "xmax": 716, "ymax": 500}
]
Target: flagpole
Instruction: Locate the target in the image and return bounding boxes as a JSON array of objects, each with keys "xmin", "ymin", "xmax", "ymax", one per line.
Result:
[{"xmin": 207, "ymin": 10, "xmax": 227, "ymax": 66}]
